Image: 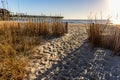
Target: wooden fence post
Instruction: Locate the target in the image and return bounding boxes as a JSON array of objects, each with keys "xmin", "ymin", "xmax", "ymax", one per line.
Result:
[{"xmin": 65, "ymin": 22, "xmax": 68, "ymax": 33}]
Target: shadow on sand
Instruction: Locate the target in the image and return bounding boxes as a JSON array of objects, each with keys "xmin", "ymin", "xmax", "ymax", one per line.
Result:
[
  {"xmin": 34, "ymin": 39, "xmax": 92, "ymax": 80},
  {"xmin": 35, "ymin": 39, "xmax": 120, "ymax": 80}
]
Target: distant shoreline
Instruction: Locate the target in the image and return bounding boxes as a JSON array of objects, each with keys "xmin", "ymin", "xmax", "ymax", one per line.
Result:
[{"xmin": 63, "ymin": 19, "xmax": 107, "ymax": 24}]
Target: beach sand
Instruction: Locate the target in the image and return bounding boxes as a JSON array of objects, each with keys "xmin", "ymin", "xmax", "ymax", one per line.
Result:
[{"xmin": 25, "ymin": 23, "xmax": 120, "ymax": 80}]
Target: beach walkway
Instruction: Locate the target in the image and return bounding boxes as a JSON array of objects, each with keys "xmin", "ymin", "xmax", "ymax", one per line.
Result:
[{"xmin": 25, "ymin": 23, "xmax": 120, "ymax": 80}]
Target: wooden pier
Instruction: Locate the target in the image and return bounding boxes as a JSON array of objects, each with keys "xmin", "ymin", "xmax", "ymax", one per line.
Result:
[{"xmin": 0, "ymin": 8, "xmax": 64, "ymax": 23}]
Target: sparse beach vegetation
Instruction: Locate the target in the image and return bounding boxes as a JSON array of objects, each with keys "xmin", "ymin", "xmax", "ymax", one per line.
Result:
[
  {"xmin": 87, "ymin": 20, "xmax": 120, "ymax": 56},
  {"xmin": 0, "ymin": 21, "xmax": 68, "ymax": 80}
]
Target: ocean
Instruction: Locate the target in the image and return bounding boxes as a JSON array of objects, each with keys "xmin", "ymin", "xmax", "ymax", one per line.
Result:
[{"xmin": 63, "ymin": 19, "xmax": 107, "ymax": 24}]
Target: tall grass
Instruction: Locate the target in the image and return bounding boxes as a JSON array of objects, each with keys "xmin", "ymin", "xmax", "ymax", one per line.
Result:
[
  {"xmin": 0, "ymin": 21, "xmax": 68, "ymax": 79},
  {"xmin": 18, "ymin": 22, "xmax": 68, "ymax": 36},
  {"xmin": 87, "ymin": 22, "xmax": 120, "ymax": 56}
]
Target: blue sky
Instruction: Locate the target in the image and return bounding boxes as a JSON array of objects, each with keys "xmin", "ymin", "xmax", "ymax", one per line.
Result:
[{"xmin": 0, "ymin": 0, "xmax": 108, "ymax": 19}]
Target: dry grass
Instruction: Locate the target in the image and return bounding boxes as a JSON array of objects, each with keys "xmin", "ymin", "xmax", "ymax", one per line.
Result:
[
  {"xmin": 87, "ymin": 22, "xmax": 120, "ymax": 56},
  {"xmin": 19, "ymin": 22, "xmax": 68, "ymax": 36},
  {"xmin": 0, "ymin": 21, "xmax": 68, "ymax": 80}
]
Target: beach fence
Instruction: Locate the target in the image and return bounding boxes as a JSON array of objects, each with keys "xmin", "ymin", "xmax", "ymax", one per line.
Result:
[
  {"xmin": 0, "ymin": 21, "xmax": 68, "ymax": 36},
  {"xmin": 87, "ymin": 23, "xmax": 120, "ymax": 56}
]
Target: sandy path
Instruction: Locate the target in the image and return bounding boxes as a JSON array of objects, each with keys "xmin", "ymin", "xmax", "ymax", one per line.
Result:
[{"xmin": 25, "ymin": 23, "xmax": 120, "ymax": 80}]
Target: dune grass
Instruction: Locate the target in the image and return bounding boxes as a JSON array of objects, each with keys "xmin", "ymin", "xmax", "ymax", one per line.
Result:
[
  {"xmin": 0, "ymin": 21, "xmax": 68, "ymax": 80},
  {"xmin": 87, "ymin": 22, "xmax": 120, "ymax": 56}
]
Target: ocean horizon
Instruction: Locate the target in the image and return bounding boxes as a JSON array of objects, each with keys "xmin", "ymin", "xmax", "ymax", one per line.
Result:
[{"xmin": 63, "ymin": 19, "xmax": 107, "ymax": 24}]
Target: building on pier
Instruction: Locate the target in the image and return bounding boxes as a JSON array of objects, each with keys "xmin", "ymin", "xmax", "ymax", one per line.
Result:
[
  {"xmin": 0, "ymin": 8, "xmax": 10, "ymax": 20},
  {"xmin": 0, "ymin": 8, "xmax": 64, "ymax": 22}
]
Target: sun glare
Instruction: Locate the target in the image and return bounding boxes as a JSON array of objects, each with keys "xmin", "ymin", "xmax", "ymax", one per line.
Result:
[
  {"xmin": 111, "ymin": 19, "xmax": 120, "ymax": 24},
  {"xmin": 109, "ymin": 0, "xmax": 120, "ymax": 24},
  {"xmin": 109, "ymin": 0, "xmax": 120, "ymax": 10}
]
